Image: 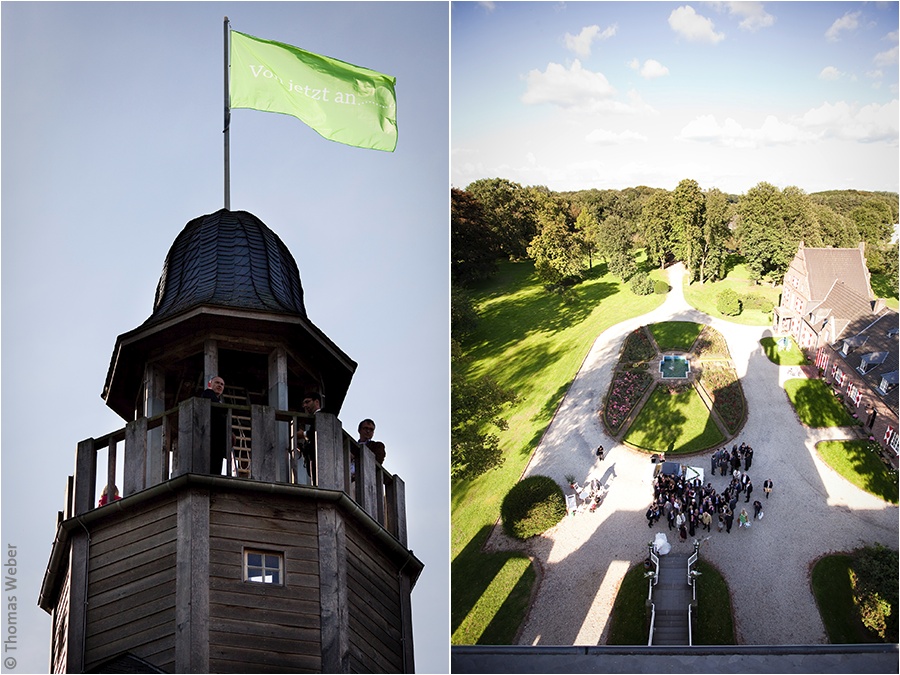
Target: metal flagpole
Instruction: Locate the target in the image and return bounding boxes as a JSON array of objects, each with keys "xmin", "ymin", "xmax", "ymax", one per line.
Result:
[{"xmin": 223, "ymin": 16, "xmax": 231, "ymax": 210}]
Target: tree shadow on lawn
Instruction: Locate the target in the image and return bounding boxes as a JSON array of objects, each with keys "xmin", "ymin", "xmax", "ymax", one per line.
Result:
[
  {"xmin": 819, "ymin": 440, "xmax": 899, "ymax": 504},
  {"xmin": 624, "ymin": 386, "xmax": 690, "ymax": 451},
  {"xmin": 787, "ymin": 379, "xmax": 854, "ymax": 427},
  {"xmin": 465, "ymin": 280, "xmax": 619, "ymax": 360},
  {"xmin": 451, "ymin": 524, "xmax": 533, "ymax": 643}
]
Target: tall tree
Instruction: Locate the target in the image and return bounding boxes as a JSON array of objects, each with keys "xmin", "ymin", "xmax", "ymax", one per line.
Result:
[
  {"xmin": 640, "ymin": 190, "xmax": 672, "ymax": 269},
  {"xmin": 735, "ymin": 182, "xmax": 794, "ymax": 280},
  {"xmin": 527, "ymin": 193, "xmax": 584, "ymax": 284},
  {"xmin": 574, "ymin": 205, "xmax": 602, "ymax": 269},
  {"xmin": 451, "ymin": 188, "xmax": 501, "ymax": 285},
  {"xmin": 466, "ymin": 178, "xmax": 540, "ymax": 260},
  {"xmin": 699, "ymin": 187, "xmax": 731, "ymax": 283},
  {"xmin": 597, "ymin": 214, "xmax": 636, "ymax": 281},
  {"xmin": 671, "ymin": 179, "xmax": 706, "ymax": 281}
]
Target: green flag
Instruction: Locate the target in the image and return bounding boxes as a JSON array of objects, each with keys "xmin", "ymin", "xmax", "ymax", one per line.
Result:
[{"xmin": 230, "ymin": 30, "xmax": 397, "ymax": 152}]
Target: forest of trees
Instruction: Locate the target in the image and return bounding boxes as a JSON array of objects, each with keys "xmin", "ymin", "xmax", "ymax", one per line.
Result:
[
  {"xmin": 453, "ymin": 177, "xmax": 898, "ymax": 293},
  {"xmin": 451, "ymin": 178, "xmax": 898, "ymax": 477}
]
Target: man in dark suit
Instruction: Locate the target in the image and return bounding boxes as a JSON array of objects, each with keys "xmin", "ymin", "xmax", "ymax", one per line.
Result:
[
  {"xmin": 202, "ymin": 376, "xmax": 227, "ymax": 474},
  {"xmin": 358, "ymin": 418, "xmax": 386, "ymax": 465}
]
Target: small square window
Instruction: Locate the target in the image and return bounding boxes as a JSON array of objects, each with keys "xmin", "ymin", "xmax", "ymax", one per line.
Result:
[{"xmin": 243, "ymin": 549, "xmax": 284, "ymax": 585}]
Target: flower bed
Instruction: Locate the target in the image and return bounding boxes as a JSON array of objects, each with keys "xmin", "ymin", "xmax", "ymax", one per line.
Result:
[
  {"xmin": 698, "ymin": 361, "xmax": 745, "ymax": 433},
  {"xmin": 693, "ymin": 325, "xmax": 731, "ymax": 360},
  {"xmin": 604, "ymin": 369, "xmax": 654, "ymax": 432},
  {"xmin": 621, "ymin": 327, "xmax": 656, "ymax": 363}
]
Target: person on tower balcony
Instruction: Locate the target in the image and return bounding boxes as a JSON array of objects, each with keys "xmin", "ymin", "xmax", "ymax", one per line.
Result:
[{"xmin": 202, "ymin": 375, "xmax": 228, "ymax": 475}]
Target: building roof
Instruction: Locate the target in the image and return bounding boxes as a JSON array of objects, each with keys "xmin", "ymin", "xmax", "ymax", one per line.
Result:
[
  {"xmin": 807, "ymin": 280, "xmax": 877, "ymax": 341},
  {"xmin": 799, "ymin": 244, "xmax": 873, "ymax": 303},
  {"xmin": 146, "ymin": 209, "xmax": 307, "ymax": 328},
  {"xmin": 833, "ymin": 309, "xmax": 899, "ymax": 414}
]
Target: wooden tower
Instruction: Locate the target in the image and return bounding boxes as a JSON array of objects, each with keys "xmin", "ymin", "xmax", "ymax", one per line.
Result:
[{"xmin": 38, "ymin": 210, "xmax": 422, "ymax": 673}]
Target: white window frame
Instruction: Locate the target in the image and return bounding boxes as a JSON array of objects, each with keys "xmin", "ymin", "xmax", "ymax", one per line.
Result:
[{"xmin": 243, "ymin": 548, "xmax": 284, "ymax": 585}]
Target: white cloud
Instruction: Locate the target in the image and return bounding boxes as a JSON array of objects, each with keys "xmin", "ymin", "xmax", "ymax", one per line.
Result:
[
  {"xmin": 564, "ymin": 24, "xmax": 617, "ymax": 57},
  {"xmin": 477, "ymin": 1, "xmax": 496, "ymax": 12},
  {"xmin": 799, "ymin": 100, "xmax": 899, "ymax": 143},
  {"xmin": 639, "ymin": 59, "xmax": 670, "ymax": 79},
  {"xmin": 678, "ymin": 114, "xmax": 818, "ymax": 148},
  {"xmin": 874, "ymin": 45, "xmax": 898, "ymax": 67},
  {"xmin": 585, "ymin": 128, "xmax": 649, "ymax": 144},
  {"xmin": 668, "ymin": 5, "xmax": 725, "ymax": 44},
  {"xmin": 521, "ymin": 60, "xmax": 615, "ymax": 107},
  {"xmin": 825, "ymin": 11, "xmax": 860, "ymax": 41},
  {"xmin": 724, "ymin": 1, "xmax": 775, "ymax": 31},
  {"xmin": 819, "ymin": 66, "xmax": 843, "ymax": 81}
]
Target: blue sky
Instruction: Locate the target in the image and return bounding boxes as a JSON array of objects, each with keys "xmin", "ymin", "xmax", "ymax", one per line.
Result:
[
  {"xmin": 452, "ymin": 1, "xmax": 899, "ymax": 194},
  {"xmin": 1, "ymin": 3, "xmax": 448, "ymax": 673}
]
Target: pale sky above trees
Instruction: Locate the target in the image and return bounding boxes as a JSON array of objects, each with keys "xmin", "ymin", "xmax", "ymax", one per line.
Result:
[{"xmin": 452, "ymin": 1, "xmax": 899, "ymax": 194}]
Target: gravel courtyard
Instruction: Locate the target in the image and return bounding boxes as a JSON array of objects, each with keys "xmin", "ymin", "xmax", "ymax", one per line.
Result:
[{"xmin": 494, "ymin": 263, "xmax": 899, "ymax": 646}]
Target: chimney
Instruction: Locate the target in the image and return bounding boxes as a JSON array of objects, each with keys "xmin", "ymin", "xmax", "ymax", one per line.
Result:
[{"xmin": 873, "ymin": 298, "xmax": 886, "ymax": 313}]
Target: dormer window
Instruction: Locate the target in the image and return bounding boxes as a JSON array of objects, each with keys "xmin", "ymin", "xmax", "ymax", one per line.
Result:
[
  {"xmin": 878, "ymin": 371, "xmax": 898, "ymax": 395},
  {"xmin": 858, "ymin": 352, "xmax": 888, "ymax": 375}
]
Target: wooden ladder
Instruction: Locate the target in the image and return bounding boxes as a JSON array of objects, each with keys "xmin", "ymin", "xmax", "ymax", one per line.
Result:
[{"xmin": 222, "ymin": 386, "xmax": 252, "ymax": 478}]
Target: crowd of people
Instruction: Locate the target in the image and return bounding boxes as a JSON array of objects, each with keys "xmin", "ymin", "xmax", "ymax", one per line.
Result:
[{"xmin": 645, "ymin": 442, "xmax": 773, "ymax": 541}]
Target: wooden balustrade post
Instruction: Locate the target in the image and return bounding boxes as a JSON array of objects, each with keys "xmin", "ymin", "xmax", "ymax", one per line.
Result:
[
  {"xmin": 388, "ymin": 475, "xmax": 408, "ymax": 547},
  {"xmin": 125, "ymin": 417, "xmax": 148, "ymax": 495},
  {"xmin": 250, "ymin": 405, "xmax": 277, "ymax": 482},
  {"xmin": 314, "ymin": 413, "xmax": 342, "ymax": 490},
  {"xmin": 73, "ymin": 439, "xmax": 97, "ymax": 515},
  {"xmin": 175, "ymin": 398, "xmax": 211, "ymax": 476}
]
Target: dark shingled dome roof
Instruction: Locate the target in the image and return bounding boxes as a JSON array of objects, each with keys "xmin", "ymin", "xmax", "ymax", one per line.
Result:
[{"xmin": 147, "ymin": 209, "xmax": 306, "ymax": 325}]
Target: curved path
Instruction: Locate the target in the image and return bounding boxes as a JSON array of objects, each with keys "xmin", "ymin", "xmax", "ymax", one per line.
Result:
[{"xmin": 503, "ymin": 262, "xmax": 898, "ymax": 646}]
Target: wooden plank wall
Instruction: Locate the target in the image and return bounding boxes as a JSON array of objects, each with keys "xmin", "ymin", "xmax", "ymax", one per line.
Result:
[
  {"xmin": 208, "ymin": 491, "xmax": 322, "ymax": 674},
  {"xmin": 345, "ymin": 520, "xmax": 404, "ymax": 673},
  {"xmin": 83, "ymin": 495, "xmax": 178, "ymax": 672},
  {"xmin": 51, "ymin": 563, "xmax": 70, "ymax": 674}
]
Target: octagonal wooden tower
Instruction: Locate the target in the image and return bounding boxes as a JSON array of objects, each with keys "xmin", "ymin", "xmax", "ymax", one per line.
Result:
[{"xmin": 39, "ymin": 210, "xmax": 422, "ymax": 673}]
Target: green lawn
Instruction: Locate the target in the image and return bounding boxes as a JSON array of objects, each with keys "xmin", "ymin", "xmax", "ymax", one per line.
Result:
[
  {"xmin": 606, "ymin": 562, "xmax": 651, "ymax": 645},
  {"xmin": 452, "ymin": 259, "xmax": 666, "ymax": 644},
  {"xmin": 760, "ymin": 335, "xmax": 808, "ymax": 366},
  {"xmin": 871, "ymin": 273, "xmax": 899, "ymax": 311},
  {"xmin": 623, "ymin": 383, "xmax": 725, "ymax": 454},
  {"xmin": 816, "ymin": 440, "xmax": 899, "ymax": 504},
  {"xmin": 606, "ymin": 558, "xmax": 734, "ymax": 645},
  {"xmin": 694, "ymin": 559, "xmax": 735, "ymax": 645},
  {"xmin": 783, "ymin": 378, "xmax": 855, "ymax": 427},
  {"xmin": 648, "ymin": 321, "xmax": 703, "ymax": 351},
  {"xmin": 812, "ymin": 551, "xmax": 899, "ymax": 643},
  {"xmin": 682, "ymin": 262, "xmax": 781, "ymax": 326}
]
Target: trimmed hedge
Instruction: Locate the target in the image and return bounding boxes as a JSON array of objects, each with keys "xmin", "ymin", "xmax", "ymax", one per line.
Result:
[{"xmin": 501, "ymin": 475, "xmax": 567, "ymax": 539}]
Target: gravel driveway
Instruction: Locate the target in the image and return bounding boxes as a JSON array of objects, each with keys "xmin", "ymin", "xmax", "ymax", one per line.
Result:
[{"xmin": 499, "ymin": 263, "xmax": 899, "ymax": 646}]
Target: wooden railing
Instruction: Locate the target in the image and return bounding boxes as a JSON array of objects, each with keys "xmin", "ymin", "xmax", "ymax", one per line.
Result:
[{"xmin": 66, "ymin": 397, "xmax": 408, "ymax": 545}]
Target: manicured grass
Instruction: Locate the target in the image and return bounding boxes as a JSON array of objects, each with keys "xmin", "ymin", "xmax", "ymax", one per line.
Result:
[
  {"xmin": 760, "ymin": 336, "xmax": 808, "ymax": 366},
  {"xmin": 811, "ymin": 554, "xmax": 866, "ymax": 643},
  {"xmin": 816, "ymin": 440, "xmax": 899, "ymax": 504},
  {"xmin": 812, "ymin": 551, "xmax": 899, "ymax": 643},
  {"xmin": 694, "ymin": 559, "xmax": 735, "ymax": 645},
  {"xmin": 783, "ymin": 379, "xmax": 855, "ymax": 427},
  {"xmin": 648, "ymin": 321, "xmax": 703, "ymax": 352},
  {"xmin": 452, "ymin": 259, "xmax": 666, "ymax": 644},
  {"xmin": 682, "ymin": 262, "xmax": 781, "ymax": 326},
  {"xmin": 606, "ymin": 558, "xmax": 735, "ymax": 645},
  {"xmin": 451, "ymin": 535, "xmax": 535, "ymax": 645},
  {"xmin": 871, "ymin": 273, "xmax": 899, "ymax": 311},
  {"xmin": 606, "ymin": 562, "xmax": 651, "ymax": 645},
  {"xmin": 624, "ymin": 383, "xmax": 725, "ymax": 454}
]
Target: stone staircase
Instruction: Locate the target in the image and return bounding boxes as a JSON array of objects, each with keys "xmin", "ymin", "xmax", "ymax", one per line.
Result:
[{"xmin": 651, "ymin": 553, "xmax": 693, "ymax": 646}]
